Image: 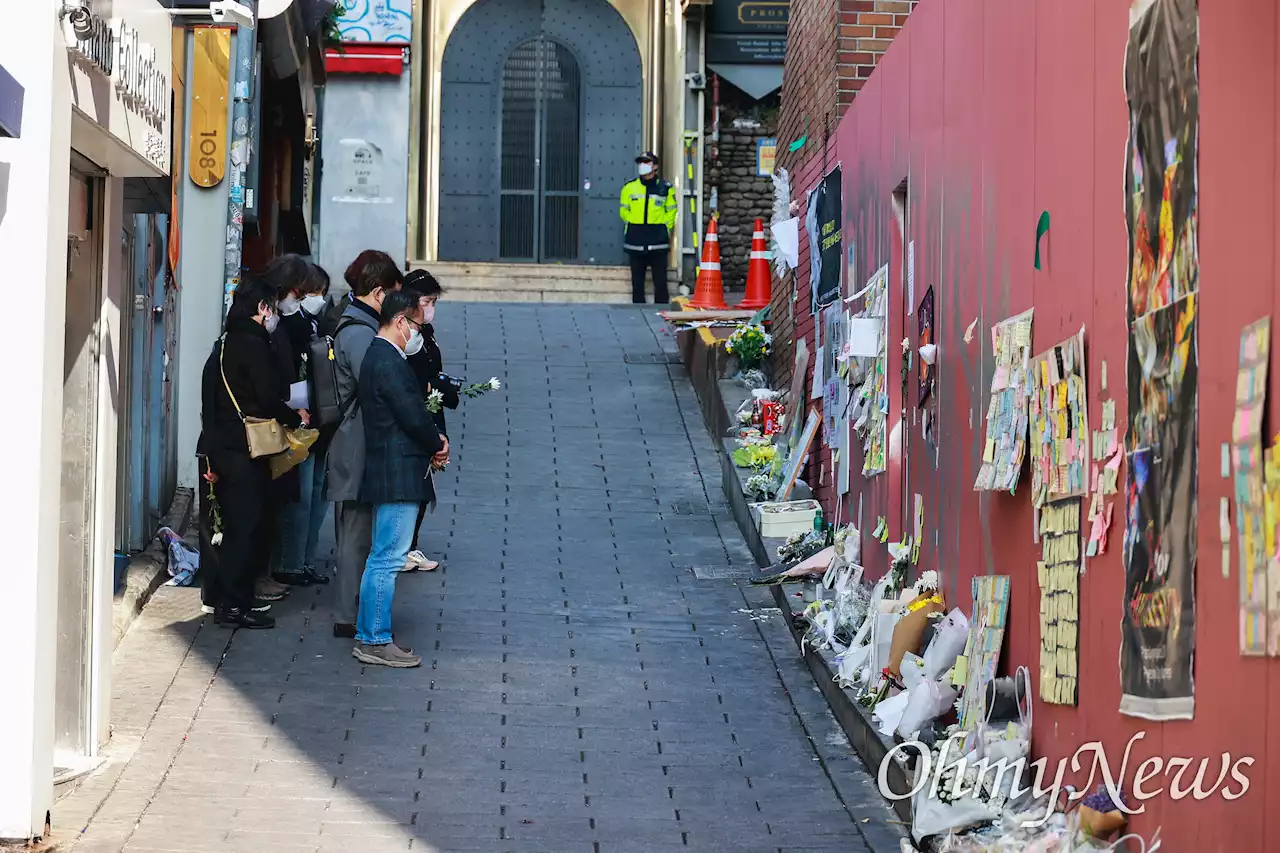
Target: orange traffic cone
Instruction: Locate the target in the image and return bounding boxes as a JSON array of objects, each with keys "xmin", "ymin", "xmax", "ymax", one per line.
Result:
[
  {"xmin": 689, "ymin": 217, "xmax": 727, "ymax": 310},
  {"xmin": 739, "ymin": 218, "xmax": 771, "ymax": 310}
]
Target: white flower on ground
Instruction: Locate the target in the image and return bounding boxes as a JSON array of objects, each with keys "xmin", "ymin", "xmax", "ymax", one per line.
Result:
[{"xmin": 489, "ymin": 377, "xmax": 501, "ymax": 391}]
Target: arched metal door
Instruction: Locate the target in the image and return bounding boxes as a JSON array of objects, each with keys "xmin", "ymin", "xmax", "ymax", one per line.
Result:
[
  {"xmin": 439, "ymin": 0, "xmax": 641, "ymax": 264},
  {"xmin": 499, "ymin": 37, "xmax": 581, "ymax": 261}
]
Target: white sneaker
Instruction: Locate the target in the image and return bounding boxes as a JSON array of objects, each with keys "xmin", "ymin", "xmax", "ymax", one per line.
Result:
[{"xmin": 402, "ymin": 550, "xmax": 440, "ymax": 572}]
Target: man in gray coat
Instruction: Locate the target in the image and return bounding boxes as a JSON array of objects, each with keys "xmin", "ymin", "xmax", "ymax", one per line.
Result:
[{"xmin": 326, "ymin": 250, "xmax": 404, "ymax": 637}]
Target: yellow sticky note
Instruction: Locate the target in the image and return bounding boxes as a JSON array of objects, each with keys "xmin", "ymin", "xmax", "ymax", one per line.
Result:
[{"xmin": 952, "ymin": 654, "xmax": 969, "ymax": 687}]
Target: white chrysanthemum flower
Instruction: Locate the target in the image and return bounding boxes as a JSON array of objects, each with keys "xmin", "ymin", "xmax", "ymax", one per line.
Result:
[
  {"xmin": 211, "ymin": 532, "xmax": 224, "ymax": 546},
  {"xmin": 489, "ymin": 377, "xmax": 501, "ymax": 391},
  {"xmin": 914, "ymin": 569, "xmax": 940, "ymax": 594}
]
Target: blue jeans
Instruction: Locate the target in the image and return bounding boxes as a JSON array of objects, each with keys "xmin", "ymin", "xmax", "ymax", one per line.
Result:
[
  {"xmin": 356, "ymin": 502, "xmax": 417, "ymax": 645},
  {"xmin": 274, "ymin": 454, "xmax": 315, "ymax": 575}
]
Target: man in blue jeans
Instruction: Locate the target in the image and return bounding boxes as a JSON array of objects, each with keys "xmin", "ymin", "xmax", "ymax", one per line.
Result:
[{"xmin": 353, "ymin": 289, "xmax": 449, "ymax": 667}]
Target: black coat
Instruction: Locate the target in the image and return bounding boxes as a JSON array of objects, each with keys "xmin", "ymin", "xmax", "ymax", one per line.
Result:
[
  {"xmin": 358, "ymin": 337, "xmax": 446, "ymax": 505},
  {"xmin": 407, "ymin": 323, "xmax": 458, "ymax": 436},
  {"xmin": 198, "ymin": 316, "xmax": 303, "ymax": 459},
  {"xmin": 278, "ymin": 310, "xmax": 315, "ymax": 382}
]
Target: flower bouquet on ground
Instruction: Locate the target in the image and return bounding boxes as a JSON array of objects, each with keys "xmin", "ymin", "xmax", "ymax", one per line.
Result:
[{"xmin": 724, "ymin": 324, "xmax": 772, "ymax": 371}]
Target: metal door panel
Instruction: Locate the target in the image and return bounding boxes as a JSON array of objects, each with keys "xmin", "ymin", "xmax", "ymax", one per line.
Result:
[
  {"xmin": 498, "ymin": 37, "xmax": 582, "ymax": 261},
  {"xmin": 56, "ymin": 165, "xmax": 104, "ymax": 764},
  {"xmin": 439, "ymin": 0, "xmax": 641, "ymax": 264}
]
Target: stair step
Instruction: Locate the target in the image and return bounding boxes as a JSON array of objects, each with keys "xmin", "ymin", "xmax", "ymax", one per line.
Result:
[{"xmin": 408, "ymin": 261, "xmax": 642, "ymax": 303}]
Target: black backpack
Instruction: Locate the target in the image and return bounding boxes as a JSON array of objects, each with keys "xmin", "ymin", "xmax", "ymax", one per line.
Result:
[{"xmin": 307, "ymin": 318, "xmax": 363, "ymax": 427}]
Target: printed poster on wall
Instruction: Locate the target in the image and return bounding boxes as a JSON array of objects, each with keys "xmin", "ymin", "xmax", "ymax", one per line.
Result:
[
  {"xmin": 917, "ymin": 286, "xmax": 935, "ymax": 405},
  {"xmin": 821, "ymin": 305, "xmax": 846, "ymax": 447},
  {"xmin": 810, "ymin": 166, "xmax": 843, "ymax": 311},
  {"xmin": 1119, "ymin": 0, "xmax": 1199, "ymax": 721}
]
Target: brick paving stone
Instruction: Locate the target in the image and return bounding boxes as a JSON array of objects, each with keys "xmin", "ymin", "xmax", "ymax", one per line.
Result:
[{"xmin": 52, "ymin": 304, "xmax": 889, "ymax": 853}]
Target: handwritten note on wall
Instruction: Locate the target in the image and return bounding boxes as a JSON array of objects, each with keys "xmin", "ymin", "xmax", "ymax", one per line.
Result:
[
  {"xmin": 974, "ymin": 309, "xmax": 1034, "ymax": 493},
  {"xmin": 1038, "ymin": 499, "xmax": 1081, "ymax": 705}
]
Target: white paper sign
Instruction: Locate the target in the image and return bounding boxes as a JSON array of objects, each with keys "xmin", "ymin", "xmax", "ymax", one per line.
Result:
[
  {"xmin": 771, "ymin": 217, "xmax": 800, "ymax": 269},
  {"xmin": 907, "ymin": 240, "xmax": 916, "ymax": 313},
  {"xmin": 287, "ymin": 380, "xmax": 310, "ymax": 410},
  {"xmin": 842, "ymin": 318, "xmax": 882, "ymax": 359},
  {"xmin": 811, "ymin": 345, "xmax": 825, "ymax": 399},
  {"xmin": 336, "ymin": 139, "xmax": 391, "ymax": 203}
]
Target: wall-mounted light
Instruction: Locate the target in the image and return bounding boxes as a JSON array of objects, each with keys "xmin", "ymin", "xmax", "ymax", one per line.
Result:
[{"xmin": 59, "ymin": 2, "xmax": 95, "ymax": 40}]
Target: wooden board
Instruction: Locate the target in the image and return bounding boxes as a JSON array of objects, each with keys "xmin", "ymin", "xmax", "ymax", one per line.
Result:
[{"xmin": 659, "ymin": 309, "xmax": 759, "ymax": 322}]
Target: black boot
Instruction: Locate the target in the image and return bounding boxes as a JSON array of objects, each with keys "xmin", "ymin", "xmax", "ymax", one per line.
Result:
[{"xmin": 215, "ymin": 606, "xmax": 275, "ymax": 629}]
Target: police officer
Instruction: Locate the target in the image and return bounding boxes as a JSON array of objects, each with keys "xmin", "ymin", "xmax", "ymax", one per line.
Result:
[{"xmin": 619, "ymin": 151, "xmax": 677, "ymax": 304}]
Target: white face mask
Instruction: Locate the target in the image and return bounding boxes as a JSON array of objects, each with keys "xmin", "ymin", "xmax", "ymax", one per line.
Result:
[
  {"xmin": 301, "ymin": 294, "xmax": 327, "ymax": 315},
  {"xmin": 637, "ymin": 162, "xmax": 654, "ymax": 177},
  {"xmin": 405, "ymin": 327, "xmax": 424, "ymax": 356},
  {"xmin": 263, "ymin": 311, "xmax": 280, "ymax": 334},
  {"xmin": 279, "ymin": 295, "xmax": 301, "ymax": 316},
  {"xmin": 422, "ymin": 303, "xmax": 436, "ymax": 325}
]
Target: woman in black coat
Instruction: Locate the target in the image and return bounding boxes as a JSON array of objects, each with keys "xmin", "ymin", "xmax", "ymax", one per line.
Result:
[
  {"xmin": 404, "ymin": 270, "xmax": 458, "ymax": 570},
  {"xmin": 197, "ymin": 276, "xmax": 306, "ymax": 629},
  {"xmin": 263, "ymin": 256, "xmax": 332, "ymax": 587}
]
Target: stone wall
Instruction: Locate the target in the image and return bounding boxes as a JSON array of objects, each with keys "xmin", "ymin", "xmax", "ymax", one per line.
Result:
[{"xmin": 706, "ymin": 121, "xmax": 776, "ymax": 290}]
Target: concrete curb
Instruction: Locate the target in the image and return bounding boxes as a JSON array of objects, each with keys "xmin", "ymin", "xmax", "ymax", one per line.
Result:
[{"xmin": 112, "ymin": 487, "xmax": 194, "ymax": 649}]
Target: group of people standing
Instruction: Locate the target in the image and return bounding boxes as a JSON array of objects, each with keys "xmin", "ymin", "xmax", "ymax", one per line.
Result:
[{"xmin": 198, "ymin": 250, "xmax": 458, "ymax": 669}]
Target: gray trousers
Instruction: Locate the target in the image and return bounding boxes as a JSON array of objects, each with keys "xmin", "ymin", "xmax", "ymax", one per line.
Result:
[{"xmin": 335, "ymin": 501, "xmax": 373, "ymax": 624}]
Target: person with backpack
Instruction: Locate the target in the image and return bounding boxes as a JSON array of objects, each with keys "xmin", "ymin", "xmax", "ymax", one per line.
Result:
[{"xmin": 326, "ymin": 250, "xmax": 405, "ymax": 638}]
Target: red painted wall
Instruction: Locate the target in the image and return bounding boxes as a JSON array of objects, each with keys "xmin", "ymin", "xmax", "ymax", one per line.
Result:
[{"xmin": 783, "ymin": 1, "xmax": 1279, "ymax": 847}]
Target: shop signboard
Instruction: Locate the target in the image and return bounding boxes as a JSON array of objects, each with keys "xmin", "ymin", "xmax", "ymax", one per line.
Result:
[
  {"xmin": 65, "ymin": 0, "xmax": 173, "ymax": 176},
  {"xmin": 756, "ymin": 137, "xmax": 776, "ymax": 176},
  {"xmin": 707, "ymin": 0, "xmax": 789, "ymax": 64},
  {"xmin": 189, "ymin": 27, "xmax": 230, "ymax": 188}
]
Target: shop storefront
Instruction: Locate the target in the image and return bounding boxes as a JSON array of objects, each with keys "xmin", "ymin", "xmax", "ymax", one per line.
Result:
[{"xmin": 0, "ymin": 0, "xmax": 171, "ymax": 841}]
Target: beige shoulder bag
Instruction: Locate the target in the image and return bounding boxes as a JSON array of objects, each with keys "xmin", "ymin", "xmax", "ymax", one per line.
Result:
[{"xmin": 220, "ymin": 334, "xmax": 290, "ymax": 458}]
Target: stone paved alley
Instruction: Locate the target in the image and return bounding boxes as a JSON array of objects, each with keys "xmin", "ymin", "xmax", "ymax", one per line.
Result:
[{"xmin": 54, "ymin": 305, "xmax": 897, "ymax": 853}]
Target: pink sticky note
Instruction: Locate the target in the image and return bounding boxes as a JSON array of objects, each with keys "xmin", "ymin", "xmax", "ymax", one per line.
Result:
[
  {"xmin": 1105, "ymin": 448, "xmax": 1123, "ymax": 471},
  {"xmin": 1099, "ymin": 502, "xmax": 1114, "ymax": 555},
  {"xmin": 1107, "ymin": 431, "xmax": 1119, "ymax": 456}
]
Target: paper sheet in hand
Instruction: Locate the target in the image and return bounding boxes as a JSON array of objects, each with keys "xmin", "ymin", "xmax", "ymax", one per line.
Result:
[
  {"xmin": 287, "ymin": 380, "xmax": 310, "ymax": 410},
  {"xmin": 842, "ymin": 317, "xmax": 881, "ymax": 359},
  {"xmin": 771, "ymin": 217, "xmax": 800, "ymax": 270}
]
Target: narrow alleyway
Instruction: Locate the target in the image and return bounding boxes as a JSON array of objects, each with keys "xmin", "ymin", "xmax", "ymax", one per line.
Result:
[{"xmin": 56, "ymin": 305, "xmax": 895, "ymax": 853}]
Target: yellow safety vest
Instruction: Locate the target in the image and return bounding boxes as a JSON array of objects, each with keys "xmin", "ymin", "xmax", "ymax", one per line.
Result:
[{"xmin": 619, "ymin": 178, "xmax": 677, "ymax": 252}]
